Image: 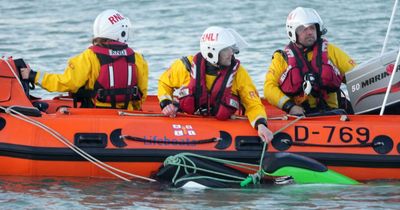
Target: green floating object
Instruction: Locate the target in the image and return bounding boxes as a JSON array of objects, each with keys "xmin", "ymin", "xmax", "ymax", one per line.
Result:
[{"xmin": 267, "ymin": 166, "xmax": 359, "ymax": 185}]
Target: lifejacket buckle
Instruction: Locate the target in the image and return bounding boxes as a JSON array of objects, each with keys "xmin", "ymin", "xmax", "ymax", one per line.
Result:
[
  {"xmin": 128, "ymin": 86, "xmax": 138, "ymax": 95},
  {"xmin": 97, "ymin": 89, "xmax": 106, "ymax": 101},
  {"xmin": 303, "ymin": 73, "xmax": 316, "ymax": 96},
  {"xmin": 131, "ymin": 86, "xmax": 141, "ymax": 100},
  {"xmin": 196, "ymin": 106, "xmax": 209, "ymax": 116},
  {"xmin": 303, "ymin": 80, "xmax": 312, "ymax": 95}
]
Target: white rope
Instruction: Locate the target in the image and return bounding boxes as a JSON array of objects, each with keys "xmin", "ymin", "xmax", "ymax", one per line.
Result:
[
  {"xmin": 165, "ymin": 152, "xmax": 259, "ymax": 171},
  {"xmin": 0, "ymin": 105, "xmax": 156, "ymax": 182},
  {"xmin": 2, "ymin": 58, "xmax": 25, "ymax": 90},
  {"xmin": 118, "ymin": 111, "xmax": 165, "ymax": 117},
  {"xmin": 380, "ymin": 47, "xmax": 400, "ymax": 115},
  {"xmin": 119, "ymin": 111, "xmax": 291, "ymax": 121},
  {"xmin": 381, "ymin": 0, "xmax": 398, "ymax": 55},
  {"xmin": 258, "ymin": 115, "xmax": 304, "ymax": 171},
  {"xmin": 230, "ymin": 115, "xmax": 289, "ymax": 121},
  {"xmin": 164, "ymin": 153, "xmax": 250, "ymax": 184}
]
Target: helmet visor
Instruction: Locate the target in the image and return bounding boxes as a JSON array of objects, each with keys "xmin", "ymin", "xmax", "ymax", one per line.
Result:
[
  {"xmin": 296, "ymin": 24, "xmax": 316, "ymax": 34},
  {"xmin": 226, "ymin": 28, "xmax": 248, "ymax": 52}
]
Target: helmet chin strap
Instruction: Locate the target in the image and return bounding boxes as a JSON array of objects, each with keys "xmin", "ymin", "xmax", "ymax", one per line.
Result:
[
  {"xmin": 205, "ymin": 61, "xmax": 220, "ymax": 75},
  {"xmin": 207, "ymin": 61, "xmax": 219, "ymax": 68},
  {"xmin": 294, "ymin": 38, "xmax": 319, "ymax": 51},
  {"xmin": 294, "ymin": 25, "xmax": 321, "ymax": 49},
  {"xmin": 217, "ymin": 63, "xmax": 229, "ymax": 69},
  {"xmin": 294, "ymin": 42, "xmax": 312, "ymax": 51},
  {"xmin": 294, "ymin": 33, "xmax": 308, "ymax": 49}
]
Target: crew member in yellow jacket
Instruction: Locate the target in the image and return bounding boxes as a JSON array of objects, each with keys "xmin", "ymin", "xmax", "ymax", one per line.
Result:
[
  {"xmin": 21, "ymin": 9, "xmax": 148, "ymax": 110},
  {"xmin": 264, "ymin": 7, "xmax": 356, "ymax": 115},
  {"xmin": 158, "ymin": 26, "xmax": 274, "ymax": 143}
]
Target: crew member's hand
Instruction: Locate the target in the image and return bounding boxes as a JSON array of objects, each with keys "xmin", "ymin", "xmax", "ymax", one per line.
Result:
[
  {"xmin": 20, "ymin": 66, "xmax": 31, "ymax": 80},
  {"xmin": 289, "ymin": 105, "xmax": 305, "ymax": 116},
  {"xmin": 257, "ymin": 124, "xmax": 274, "ymax": 144},
  {"xmin": 162, "ymin": 103, "xmax": 178, "ymax": 118}
]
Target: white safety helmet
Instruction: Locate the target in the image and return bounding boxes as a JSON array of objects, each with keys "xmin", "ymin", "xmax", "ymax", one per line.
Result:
[
  {"xmin": 286, "ymin": 7, "xmax": 327, "ymax": 43},
  {"xmin": 93, "ymin": 9, "xmax": 132, "ymax": 43},
  {"xmin": 199, "ymin": 26, "xmax": 248, "ymax": 65}
]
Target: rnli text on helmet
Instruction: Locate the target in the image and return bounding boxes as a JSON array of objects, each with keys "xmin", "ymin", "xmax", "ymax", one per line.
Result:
[
  {"xmin": 108, "ymin": 13, "xmax": 125, "ymax": 25},
  {"xmin": 201, "ymin": 33, "xmax": 219, "ymax": 42}
]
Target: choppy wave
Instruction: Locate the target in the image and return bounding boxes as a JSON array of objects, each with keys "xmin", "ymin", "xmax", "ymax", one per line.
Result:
[{"xmin": 1, "ymin": 0, "xmax": 399, "ymax": 96}]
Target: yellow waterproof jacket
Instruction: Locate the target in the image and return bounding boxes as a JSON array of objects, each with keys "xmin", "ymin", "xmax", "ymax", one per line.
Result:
[
  {"xmin": 158, "ymin": 55, "xmax": 267, "ymax": 127},
  {"xmin": 34, "ymin": 48, "xmax": 148, "ymax": 110},
  {"xmin": 264, "ymin": 43, "xmax": 356, "ymax": 110}
]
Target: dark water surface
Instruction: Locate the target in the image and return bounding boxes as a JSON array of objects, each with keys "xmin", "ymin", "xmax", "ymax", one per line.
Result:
[{"xmin": 1, "ymin": 177, "xmax": 399, "ymax": 209}]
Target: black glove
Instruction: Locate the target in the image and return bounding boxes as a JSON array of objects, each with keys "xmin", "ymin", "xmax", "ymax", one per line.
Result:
[
  {"xmin": 255, "ymin": 118, "xmax": 268, "ymax": 130},
  {"xmin": 282, "ymin": 100, "xmax": 296, "ymax": 113},
  {"xmin": 160, "ymin": 99, "xmax": 172, "ymax": 109},
  {"xmin": 28, "ymin": 70, "xmax": 37, "ymax": 84}
]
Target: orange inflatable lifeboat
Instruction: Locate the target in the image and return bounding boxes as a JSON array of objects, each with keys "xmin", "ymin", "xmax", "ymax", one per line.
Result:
[{"xmin": 0, "ymin": 57, "xmax": 399, "ymax": 183}]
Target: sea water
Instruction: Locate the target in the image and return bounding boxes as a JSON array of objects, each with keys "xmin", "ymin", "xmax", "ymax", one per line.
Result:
[{"xmin": 1, "ymin": 0, "xmax": 400, "ymax": 209}]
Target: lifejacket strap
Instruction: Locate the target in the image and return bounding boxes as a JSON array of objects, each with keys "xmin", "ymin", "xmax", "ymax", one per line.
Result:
[
  {"xmin": 28, "ymin": 70, "xmax": 37, "ymax": 83},
  {"xmin": 180, "ymin": 57, "xmax": 192, "ymax": 72},
  {"xmin": 274, "ymin": 49, "xmax": 288, "ymax": 63},
  {"xmin": 97, "ymin": 87, "xmax": 138, "ymax": 97}
]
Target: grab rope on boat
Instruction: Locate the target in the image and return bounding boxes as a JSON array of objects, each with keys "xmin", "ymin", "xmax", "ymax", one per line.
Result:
[
  {"xmin": 119, "ymin": 110, "xmax": 290, "ymax": 121},
  {"xmin": 122, "ymin": 135, "xmax": 220, "ymax": 144},
  {"xmin": 0, "ymin": 105, "xmax": 156, "ymax": 182},
  {"xmin": 118, "ymin": 111, "xmax": 165, "ymax": 117},
  {"xmin": 230, "ymin": 115, "xmax": 289, "ymax": 121},
  {"xmin": 281, "ymin": 141, "xmax": 379, "ymax": 148}
]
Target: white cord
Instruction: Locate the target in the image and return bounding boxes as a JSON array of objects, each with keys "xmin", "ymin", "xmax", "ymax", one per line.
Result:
[
  {"xmin": 2, "ymin": 58, "xmax": 25, "ymax": 90},
  {"xmin": 118, "ymin": 111, "xmax": 165, "ymax": 117},
  {"xmin": 381, "ymin": 0, "xmax": 398, "ymax": 55},
  {"xmin": 379, "ymin": 47, "xmax": 400, "ymax": 115},
  {"xmin": 0, "ymin": 105, "xmax": 156, "ymax": 182}
]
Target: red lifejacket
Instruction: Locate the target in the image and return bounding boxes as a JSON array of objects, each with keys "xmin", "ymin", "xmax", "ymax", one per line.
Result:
[
  {"xmin": 89, "ymin": 41, "xmax": 141, "ymax": 108},
  {"xmin": 178, "ymin": 53, "xmax": 241, "ymax": 120},
  {"xmin": 278, "ymin": 39, "xmax": 343, "ymax": 97}
]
